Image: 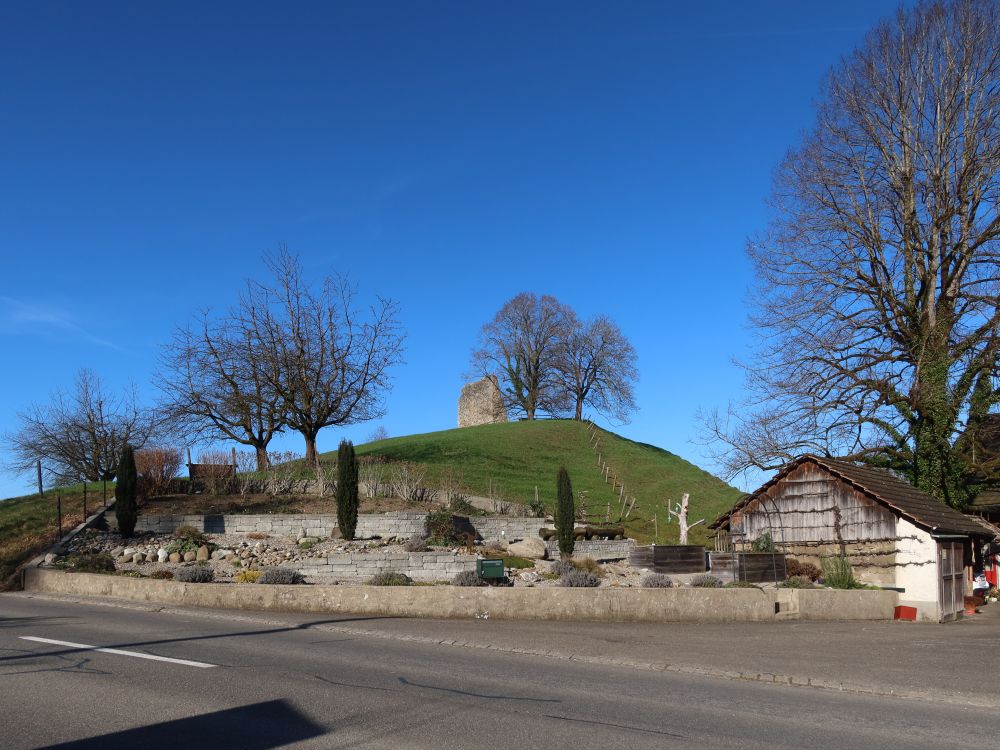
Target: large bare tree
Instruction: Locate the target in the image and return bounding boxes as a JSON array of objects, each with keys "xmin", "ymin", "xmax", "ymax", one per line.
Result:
[
  {"xmin": 705, "ymin": 0, "xmax": 1000, "ymax": 508},
  {"xmin": 246, "ymin": 249, "xmax": 405, "ymax": 462},
  {"xmin": 6, "ymin": 369, "xmax": 155, "ymax": 484},
  {"xmin": 470, "ymin": 293, "xmax": 576, "ymax": 419},
  {"xmin": 156, "ymin": 311, "xmax": 285, "ymax": 471},
  {"xmin": 556, "ymin": 315, "xmax": 638, "ymax": 422}
]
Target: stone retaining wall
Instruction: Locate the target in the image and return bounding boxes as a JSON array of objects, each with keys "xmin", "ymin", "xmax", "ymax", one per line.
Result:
[
  {"xmin": 297, "ymin": 551, "xmax": 477, "ymax": 582},
  {"xmin": 135, "ymin": 513, "xmax": 549, "ymax": 542},
  {"xmin": 22, "ymin": 568, "xmax": 899, "ymax": 623},
  {"xmin": 545, "ymin": 539, "xmax": 634, "ymax": 561}
]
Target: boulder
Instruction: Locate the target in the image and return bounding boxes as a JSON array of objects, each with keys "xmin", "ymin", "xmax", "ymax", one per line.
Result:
[
  {"xmin": 157, "ymin": 548, "xmax": 168, "ymax": 563},
  {"xmin": 43, "ymin": 553, "xmax": 58, "ymax": 565},
  {"xmin": 298, "ymin": 537, "xmax": 319, "ymax": 546},
  {"xmin": 144, "ymin": 552, "xmax": 157, "ymax": 563},
  {"xmin": 132, "ymin": 553, "xmax": 144, "ymax": 564},
  {"xmin": 183, "ymin": 551, "xmax": 197, "ymax": 563},
  {"xmin": 519, "ymin": 571, "xmax": 540, "ymax": 583},
  {"xmin": 110, "ymin": 547, "xmax": 125, "ymax": 559},
  {"xmin": 507, "ymin": 538, "xmax": 547, "ymax": 560},
  {"xmin": 169, "ymin": 552, "xmax": 182, "ymax": 563},
  {"xmin": 196, "ymin": 545, "xmax": 210, "ymax": 561},
  {"xmin": 122, "ymin": 547, "xmax": 137, "ymax": 558}
]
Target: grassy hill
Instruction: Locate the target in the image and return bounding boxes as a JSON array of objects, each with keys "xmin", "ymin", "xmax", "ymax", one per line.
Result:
[{"xmin": 342, "ymin": 420, "xmax": 741, "ymax": 545}]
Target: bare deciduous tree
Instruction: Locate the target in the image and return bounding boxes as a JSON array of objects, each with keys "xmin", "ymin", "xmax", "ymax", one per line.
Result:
[
  {"xmin": 470, "ymin": 293, "xmax": 576, "ymax": 419},
  {"xmin": 704, "ymin": 0, "xmax": 1000, "ymax": 508},
  {"xmin": 157, "ymin": 312, "xmax": 285, "ymax": 471},
  {"xmin": 6, "ymin": 369, "xmax": 155, "ymax": 484},
  {"xmin": 246, "ymin": 249, "xmax": 405, "ymax": 462},
  {"xmin": 557, "ymin": 315, "xmax": 638, "ymax": 422}
]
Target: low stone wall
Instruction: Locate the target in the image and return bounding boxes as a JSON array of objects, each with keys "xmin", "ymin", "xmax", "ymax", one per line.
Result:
[
  {"xmin": 135, "ymin": 513, "xmax": 548, "ymax": 543},
  {"xmin": 296, "ymin": 551, "xmax": 477, "ymax": 582},
  {"xmin": 22, "ymin": 569, "xmax": 898, "ymax": 623},
  {"xmin": 545, "ymin": 539, "xmax": 634, "ymax": 561}
]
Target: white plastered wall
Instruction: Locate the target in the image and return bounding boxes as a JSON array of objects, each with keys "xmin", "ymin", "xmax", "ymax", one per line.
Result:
[{"xmin": 895, "ymin": 517, "xmax": 939, "ymax": 621}]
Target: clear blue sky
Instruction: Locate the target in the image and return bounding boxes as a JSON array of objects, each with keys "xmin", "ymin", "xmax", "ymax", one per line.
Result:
[{"xmin": 0, "ymin": 1, "xmax": 906, "ymax": 499}]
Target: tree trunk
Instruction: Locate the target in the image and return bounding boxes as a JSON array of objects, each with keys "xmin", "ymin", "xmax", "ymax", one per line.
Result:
[
  {"xmin": 254, "ymin": 445, "xmax": 270, "ymax": 472},
  {"xmin": 303, "ymin": 433, "xmax": 318, "ymax": 464},
  {"xmin": 574, "ymin": 400, "xmax": 584, "ymax": 421}
]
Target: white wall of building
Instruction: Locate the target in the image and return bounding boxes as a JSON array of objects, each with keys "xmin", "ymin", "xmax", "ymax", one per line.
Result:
[{"xmin": 895, "ymin": 517, "xmax": 939, "ymax": 621}]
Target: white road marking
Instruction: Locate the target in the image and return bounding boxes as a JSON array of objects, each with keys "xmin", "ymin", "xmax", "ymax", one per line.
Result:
[{"xmin": 19, "ymin": 636, "xmax": 217, "ymax": 669}]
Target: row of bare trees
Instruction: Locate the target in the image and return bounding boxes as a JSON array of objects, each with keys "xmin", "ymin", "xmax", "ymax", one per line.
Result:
[
  {"xmin": 470, "ymin": 292, "xmax": 639, "ymax": 422},
  {"xmin": 157, "ymin": 247, "xmax": 405, "ymax": 470}
]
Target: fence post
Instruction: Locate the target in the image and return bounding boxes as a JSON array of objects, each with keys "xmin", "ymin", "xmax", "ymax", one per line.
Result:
[
  {"xmin": 57, "ymin": 494, "xmax": 62, "ymax": 541},
  {"xmin": 103, "ymin": 479, "xmax": 107, "ymax": 508},
  {"xmin": 83, "ymin": 481, "xmax": 87, "ymax": 520},
  {"xmin": 37, "ymin": 460, "xmax": 43, "ymax": 497}
]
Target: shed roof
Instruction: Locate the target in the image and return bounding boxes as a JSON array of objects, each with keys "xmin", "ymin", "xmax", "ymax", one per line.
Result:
[
  {"xmin": 970, "ymin": 489, "xmax": 1000, "ymax": 511},
  {"xmin": 711, "ymin": 455, "xmax": 989, "ymax": 538}
]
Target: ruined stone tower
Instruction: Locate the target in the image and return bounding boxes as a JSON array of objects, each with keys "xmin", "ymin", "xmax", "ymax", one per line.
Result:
[{"xmin": 458, "ymin": 376, "xmax": 509, "ymax": 427}]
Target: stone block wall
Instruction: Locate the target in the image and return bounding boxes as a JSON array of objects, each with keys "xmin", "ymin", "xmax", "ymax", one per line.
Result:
[
  {"xmin": 458, "ymin": 376, "xmax": 508, "ymax": 427},
  {"xmin": 297, "ymin": 551, "xmax": 477, "ymax": 582},
  {"xmin": 473, "ymin": 517, "xmax": 548, "ymax": 541},
  {"xmin": 545, "ymin": 539, "xmax": 634, "ymax": 561}
]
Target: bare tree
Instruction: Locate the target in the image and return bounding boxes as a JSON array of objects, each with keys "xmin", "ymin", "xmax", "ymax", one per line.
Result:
[
  {"xmin": 6, "ymin": 369, "xmax": 155, "ymax": 485},
  {"xmin": 557, "ymin": 315, "xmax": 638, "ymax": 422},
  {"xmin": 246, "ymin": 249, "xmax": 405, "ymax": 462},
  {"xmin": 156, "ymin": 311, "xmax": 285, "ymax": 471},
  {"xmin": 470, "ymin": 293, "xmax": 576, "ymax": 419},
  {"xmin": 704, "ymin": 0, "xmax": 1000, "ymax": 508}
]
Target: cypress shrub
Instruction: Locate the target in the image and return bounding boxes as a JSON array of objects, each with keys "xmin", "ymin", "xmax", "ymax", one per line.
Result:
[
  {"xmin": 555, "ymin": 466, "xmax": 575, "ymax": 559},
  {"xmin": 336, "ymin": 439, "xmax": 359, "ymax": 540},
  {"xmin": 115, "ymin": 444, "xmax": 139, "ymax": 538}
]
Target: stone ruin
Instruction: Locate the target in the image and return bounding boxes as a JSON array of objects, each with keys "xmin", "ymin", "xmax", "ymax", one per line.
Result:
[{"xmin": 458, "ymin": 376, "xmax": 508, "ymax": 428}]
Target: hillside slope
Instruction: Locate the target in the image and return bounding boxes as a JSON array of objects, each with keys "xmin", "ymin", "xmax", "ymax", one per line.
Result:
[{"xmin": 344, "ymin": 420, "xmax": 741, "ymax": 545}]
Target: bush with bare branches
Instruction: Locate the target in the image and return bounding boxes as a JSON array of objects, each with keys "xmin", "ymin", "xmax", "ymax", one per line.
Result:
[{"xmin": 135, "ymin": 448, "xmax": 183, "ymax": 498}]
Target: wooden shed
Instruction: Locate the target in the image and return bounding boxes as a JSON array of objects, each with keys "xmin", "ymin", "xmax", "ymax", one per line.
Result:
[{"xmin": 710, "ymin": 456, "xmax": 991, "ymax": 622}]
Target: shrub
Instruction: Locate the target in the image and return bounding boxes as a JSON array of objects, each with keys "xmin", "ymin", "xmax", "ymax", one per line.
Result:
[
  {"xmin": 173, "ymin": 525, "xmax": 208, "ymax": 544},
  {"xmin": 403, "ymin": 534, "xmax": 428, "ymax": 552},
  {"xmin": 821, "ymin": 555, "xmax": 859, "ymax": 589},
  {"xmin": 425, "ymin": 508, "xmax": 458, "ymax": 545},
  {"xmin": 149, "ymin": 570, "xmax": 174, "ymax": 580},
  {"xmin": 298, "ymin": 540, "xmax": 316, "ymax": 550},
  {"xmin": 785, "ymin": 558, "xmax": 823, "ymax": 582},
  {"xmin": 175, "ymin": 565, "xmax": 214, "ymax": 583},
  {"xmin": 751, "ymin": 532, "xmax": 776, "ymax": 553},
  {"xmin": 691, "ymin": 574, "xmax": 723, "ymax": 588},
  {"xmin": 63, "ymin": 552, "xmax": 116, "ymax": 574},
  {"xmin": 497, "ymin": 555, "xmax": 533, "ymax": 570},
  {"xmin": 561, "ymin": 570, "xmax": 600, "ymax": 587},
  {"xmin": 115, "ymin": 445, "xmax": 139, "ymax": 538},
  {"xmin": 367, "ymin": 571, "xmax": 413, "ymax": 586},
  {"xmin": 725, "ymin": 581, "xmax": 760, "ymax": 588},
  {"xmin": 452, "ymin": 570, "xmax": 486, "ymax": 586},
  {"xmin": 247, "ymin": 532, "xmax": 269, "ymax": 540},
  {"xmin": 572, "ymin": 556, "xmax": 604, "ymax": 577},
  {"xmin": 336, "ymin": 439, "xmax": 359, "ymax": 540},
  {"xmin": 447, "ymin": 497, "xmax": 479, "ymax": 516},
  {"xmin": 135, "ymin": 447, "xmax": 183, "ymax": 498},
  {"xmin": 527, "ymin": 496, "xmax": 546, "ymax": 518},
  {"xmin": 641, "ymin": 574, "xmax": 674, "ymax": 588},
  {"xmin": 780, "ymin": 575, "xmax": 814, "ymax": 589},
  {"xmin": 555, "ymin": 467, "xmax": 575, "ymax": 558},
  {"xmin": 234, "ymin": 569, "xmax": 263, "ymax": 584},
  {"xmin": 550, "ymin": 560, "xmax": 576, "ymax": 577},
  {"xmin": 258, "ymin": 568, "xmax": 305, "ymax": 585}
]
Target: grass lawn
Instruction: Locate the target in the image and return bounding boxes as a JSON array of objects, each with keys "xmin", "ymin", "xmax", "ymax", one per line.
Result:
[
  {"xmin": 346, "ymin": 420, "xmax": 742, "ymax": 545},
  {"xmin": 0, "ymin": 482, "xmax": 111, "ymax": 587}
]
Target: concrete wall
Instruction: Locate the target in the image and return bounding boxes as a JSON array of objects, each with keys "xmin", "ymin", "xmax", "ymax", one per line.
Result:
[
  {"xmin": 23, "ymin": 569, "xmax": 898, "ymax": 623},
  {"xmin": 135, "ymin": 513, "xmax": 549, "ymax": 543},
  {"xmin": 895, "ymin": 517, "xmax": 940, "ymax": 621}
]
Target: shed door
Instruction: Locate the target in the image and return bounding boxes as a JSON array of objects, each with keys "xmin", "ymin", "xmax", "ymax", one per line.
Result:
[{"xmin": 938, "ymin": 542, "xmax": 965, "ymax": 622}]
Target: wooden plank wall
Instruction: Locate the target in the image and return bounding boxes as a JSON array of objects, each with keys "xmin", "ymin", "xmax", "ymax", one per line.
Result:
[{"xmin": 629, "ymin": 545, "xmax": 707, "ymax": 573}]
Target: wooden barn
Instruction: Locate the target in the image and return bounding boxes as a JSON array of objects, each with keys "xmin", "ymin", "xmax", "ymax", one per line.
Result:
[{"xmin": 710, "ymin": 455, "xmax": 991, "ymax": 622}]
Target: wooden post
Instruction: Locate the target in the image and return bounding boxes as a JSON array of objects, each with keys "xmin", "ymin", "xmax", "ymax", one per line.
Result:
[
  {"xmin": 83, "ymin": 482, "xmax": 87, "ymax": 520},
  {"xmin": 103, "ymin": 479, "xmax": 107, "ymax": 508},
  {"xmin": 57, "ymin": 494, "xmax": 62, "ymax": 541},
  {"xmin": 231, "ymin": 446, "xmax": 238, "ymax": 468},
  {"xmin": 37, "ymin": 460, "xmax": 43, "ymax": 497}
]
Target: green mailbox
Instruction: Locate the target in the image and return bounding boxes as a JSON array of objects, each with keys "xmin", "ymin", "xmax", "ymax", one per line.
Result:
[{"xmin": 477, "ymin": 559, "xmax": 505, "ymax": 580}]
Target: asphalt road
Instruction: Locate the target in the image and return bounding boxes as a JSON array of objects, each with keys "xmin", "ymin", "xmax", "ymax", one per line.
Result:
[{"xmin": 1, "ymin": 594, "xmax": 996, "ymax": 749}]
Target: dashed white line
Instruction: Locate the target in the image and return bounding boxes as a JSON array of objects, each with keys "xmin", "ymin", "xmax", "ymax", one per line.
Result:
[{"xmin": 19, "ymin": 636, "xmax": 217, "ymax": 669}]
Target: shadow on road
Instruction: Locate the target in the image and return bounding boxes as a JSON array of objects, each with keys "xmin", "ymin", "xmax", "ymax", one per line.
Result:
[{"xmin": 39, "ymin": 699, "xmax": 325, "ymax": 749}]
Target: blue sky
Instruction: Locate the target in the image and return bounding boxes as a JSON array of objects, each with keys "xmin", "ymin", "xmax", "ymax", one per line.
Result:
[{"xmin": 0, "ymin": 1, "xmax": 906, "ymax": 498}]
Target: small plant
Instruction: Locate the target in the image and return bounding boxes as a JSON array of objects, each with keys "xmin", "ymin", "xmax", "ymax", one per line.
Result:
[
  {"xmin": 298, "ymin": 540, "xmax": 316, "ymax": 550},
  {"xmin": 821, "ymin": 555, "xmax": 859, "ymax": 589},
  {"xmin": 561, "ymin": 569, "xmax": 600, "ymax": 587},
  {"xmin": 785, "ymin": 558, "xmax": 823, "ymax": 581},
  {"xmin": 403, "ymin": 534, "xmax": 429, "ymax": 552},
  {"xmin": 367, "ymin": 571, "xmax": 413, "ymax": 586},
  {"xmin": 175, "ymin": 565, "xmax": 214, "ymax": 583},
  {"xmin": 691, "ymin": 574, "xmax": 723, "ymax": 588},
  {"xmin": 247, "ymin": 532, "xmax": 269, "ymax": 540},
  {"xmin": 234, "ymin": 569, "xmax": 263, "ymax": 584},
  {"xmin": 550, "ymin": 560, "xmax": 576, "ymax": 577},
  {"xmin": 641, "ymin": 574, "xmax": 674, "ymax": 588},
  {"xmin": 63, "ymin": 552, "xmax": 116, "ymax": 574},
  {"xmin": 527, "ymin": 496, "xmax": 546, "ymax": 518},
  {"xmin": 572, "ymin": 556, "xmax": 605, "ymax": 578},
  {"xmin": 173, "ymin": 525, "xmax": 208, "ymax": 544},
  {"xmin": 116, "ymin": 570, "xmax": 143, "ymax": 578},
  {"xmin": 149, "ymin": 570, "xmax": 174, "ymax": 580},
  {"xmin": 724, "ymin": 580, "xmax": 760, "ymax": 589},
  {"xmin": 425, "ymin": 508, "xmax": 458, "ymax": 546},
  {"xmin": 452, "ymin": 570, "xmax": 486, "ymax": 587},
  {"xmin": 780, "ymin": 575, "xmax": 814, "ymax": 589},
  {"xmin": 258, "ymin": 568, "xmax": 305, "ymax": 585},
  {"xmin": 447, "ymin": 497, "xmax": 479, "ymax": 516},
  {"xmin": 495, "ymin": 555, "xmax": 533, "ymax": 570},
  {"xmin": 751, "ymin": 532, "xmax": 776, "ymax": 553}
]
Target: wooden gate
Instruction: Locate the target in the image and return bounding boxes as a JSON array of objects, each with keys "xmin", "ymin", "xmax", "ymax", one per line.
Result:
[{"xmin": 938, "ymin": 541, "xmax": 965, "ymax": 622}]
